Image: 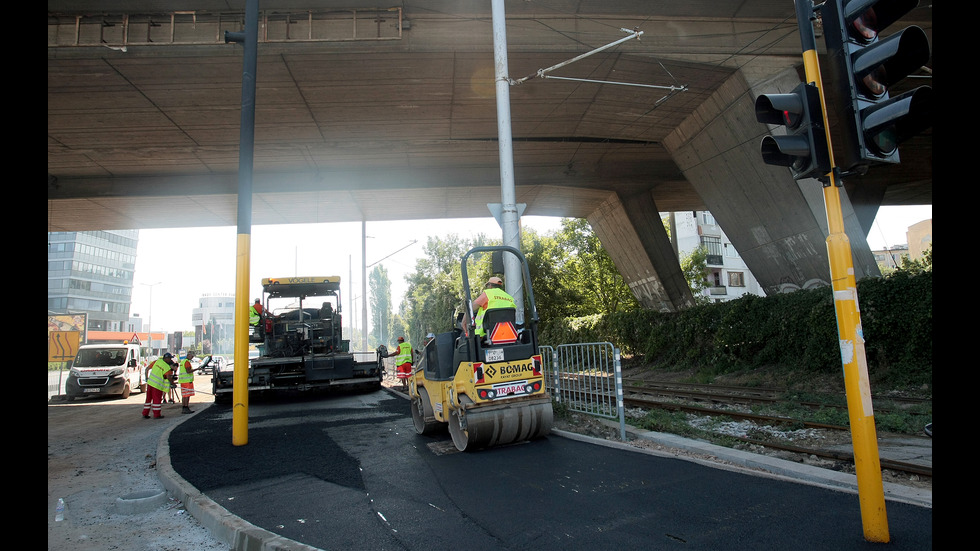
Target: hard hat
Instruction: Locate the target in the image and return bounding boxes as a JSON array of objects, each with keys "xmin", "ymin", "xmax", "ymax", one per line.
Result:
[
  {"xmin": 487, "ymin": 276, "xmax": 503, "ymax": 286},
  {"xmin": 254, "ymin": 298, "xmax": 261, "ymax": 303},
  {"xmin": 426, "ymin": 333, "xmax": 435, "ymax": 339},
  {"xmin": 163, "ymin": 352, "xmax": 174, "ymax": 360},
  {"xmin": 397, "ymin": 336, "xmax": 405, "ymax": 342}
]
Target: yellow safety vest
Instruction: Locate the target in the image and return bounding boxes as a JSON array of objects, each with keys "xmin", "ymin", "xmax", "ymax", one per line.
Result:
[
  {"xmin": 147, "ymin": 359, "xmax": 172, "ymax": 392},
  {"xmin": 394, "ymin": 342, "xmax": 413, "ymax": 365},
  {"xmin": 475, "ymin": 288, "xmax": 516, "ymax": 336},
  {"xmin": 249, "ymin": 304, "xmax": 260, "ymax": 325},
  {"xmin": 178, "ymin": 359, "xmax": 194, "ymax": 384}
]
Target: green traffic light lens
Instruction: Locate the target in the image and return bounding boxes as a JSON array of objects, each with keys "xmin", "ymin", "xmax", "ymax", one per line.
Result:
[{"xmin": 870, "ymin": 129, "xmax": 898, "ymax": 156}]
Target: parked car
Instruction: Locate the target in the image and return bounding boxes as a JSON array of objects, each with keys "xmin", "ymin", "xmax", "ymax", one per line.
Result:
[{"xmin": 197, "ymin": 355, "xmax": 226, "ymax": 375}]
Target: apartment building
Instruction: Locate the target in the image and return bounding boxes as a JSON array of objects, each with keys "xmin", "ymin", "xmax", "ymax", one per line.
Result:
[{"xmin": 665, "ymin": 211, "xmax": 765, "ymax": 303}]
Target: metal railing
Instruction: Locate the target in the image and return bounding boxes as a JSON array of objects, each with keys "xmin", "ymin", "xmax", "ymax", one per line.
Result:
[{"xmin": 542, "ymin": 342, "xmax": 625, "ymax": 440}]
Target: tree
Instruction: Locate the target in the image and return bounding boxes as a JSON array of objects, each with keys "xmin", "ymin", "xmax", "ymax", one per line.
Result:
[
  {"xmin": 403, "ymin": 234, "xmax": 475, "ymax": 345},
  {"xmin": 520, "ymin": 227, "xmax": 577, "ymax": 321},
  {"xmin": 680, "ymin": 245, "xmax": 711, "ymax": 305},
  {"xmin": 369, "ymin": 265, "xmax": 393, "ymax": 348},
  {"xmin": 897, "ymin": 245, "xmax": 932, "ymax": 276},
  {"xmin": 395, "ymin": 219, "xmax": 643, "ymax": 337},
  {"xmin": 552, "ymin": 218, "xmax": 639, "ymax": 316}
]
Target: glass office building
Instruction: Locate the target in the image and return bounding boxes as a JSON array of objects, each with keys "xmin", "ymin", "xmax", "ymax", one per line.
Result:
[{"xmin": 47, "ymin": 230, "xmax": 139, "ymax": 332}]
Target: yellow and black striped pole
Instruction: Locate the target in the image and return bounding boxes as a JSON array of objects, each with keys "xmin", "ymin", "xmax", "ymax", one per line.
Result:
[
  {"xmin": 226, "ymin": 0, "xmax": 260, "ymax": 447},
  {"xmin": 795, "ymin": 0, "xmax": 888, "ymax": 541}
]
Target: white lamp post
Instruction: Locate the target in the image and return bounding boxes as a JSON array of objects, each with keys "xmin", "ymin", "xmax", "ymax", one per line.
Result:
[{"xmin": 141, "ymin": 281, "xmax": 162, "ymax": 355}]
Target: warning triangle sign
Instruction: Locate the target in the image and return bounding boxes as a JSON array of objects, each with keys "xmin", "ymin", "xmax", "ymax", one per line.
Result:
[
  {"xmin": 130, "ymin": 333, "xmax": 141, "ymax": 345},
  {"xmin": 488, "ymin": 322, "xmax": 518, "ymax": 345}
]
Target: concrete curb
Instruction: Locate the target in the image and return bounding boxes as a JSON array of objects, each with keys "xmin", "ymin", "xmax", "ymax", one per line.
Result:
[{"xmin": 155, "ymin": 402, "xmax": 322, "ymax": 551}]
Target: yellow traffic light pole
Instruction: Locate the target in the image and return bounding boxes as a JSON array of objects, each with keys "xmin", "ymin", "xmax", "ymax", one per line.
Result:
[
  {"xmin": 227, "ymin": 0, "xmax": 260, "ymax": 447},
  {"xmin": 795, "ymin": 0, "xmax": 888, "ymax": 542}
]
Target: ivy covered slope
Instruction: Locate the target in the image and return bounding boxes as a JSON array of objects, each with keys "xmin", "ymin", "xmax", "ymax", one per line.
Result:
[{"xmin": 540, "ymin": 262, "xmax": 932, "ymax": 392}]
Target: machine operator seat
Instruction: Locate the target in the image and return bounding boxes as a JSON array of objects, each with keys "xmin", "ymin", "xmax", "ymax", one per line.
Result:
[{"xmin": 481, "ymin": 307, "xmax": 518, "ymax": 345}]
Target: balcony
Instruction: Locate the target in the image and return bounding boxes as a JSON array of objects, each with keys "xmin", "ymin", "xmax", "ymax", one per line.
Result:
[{"xmin": 708, "ymin": 286, "xmax": 727, "ymax": 296}]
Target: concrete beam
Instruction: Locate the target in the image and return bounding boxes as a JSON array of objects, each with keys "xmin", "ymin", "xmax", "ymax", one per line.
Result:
[
  {"xmin": 587, "ymin": 193, "xmax": 693, "ymax": 312},
  {"xmin": 663, "ymin": 68, "xmax": 880, "ymax": 295}
]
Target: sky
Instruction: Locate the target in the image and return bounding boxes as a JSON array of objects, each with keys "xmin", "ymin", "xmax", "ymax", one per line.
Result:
[{"xmin": 130, "ymin": 205, "xmax": 931, "ymax": 334}]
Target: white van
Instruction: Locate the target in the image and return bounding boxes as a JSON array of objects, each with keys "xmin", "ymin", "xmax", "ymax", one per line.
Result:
[{"xmin": 65, "ymin": 343, "xmax": 146, "ymax": 401}]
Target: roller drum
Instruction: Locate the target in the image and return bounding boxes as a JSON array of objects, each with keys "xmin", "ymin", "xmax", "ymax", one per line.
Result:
[
  {"xmin": 449, "ymin": 396, "xmax": 553, "ymax": 452},
  {"xmin": 412, "ymin": 386, "xmax": 442, "ymax": 435}
]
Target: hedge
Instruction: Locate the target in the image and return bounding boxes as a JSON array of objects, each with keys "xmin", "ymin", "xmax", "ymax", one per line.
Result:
[{"xmin": 538, "ymin": 271, "xmax": 932, "ymax": 389}]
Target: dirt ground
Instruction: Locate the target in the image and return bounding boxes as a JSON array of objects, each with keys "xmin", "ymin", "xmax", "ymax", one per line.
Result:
[{"xmin": 47, "ymin": 382, "xmax": 229, "ymax": 550}]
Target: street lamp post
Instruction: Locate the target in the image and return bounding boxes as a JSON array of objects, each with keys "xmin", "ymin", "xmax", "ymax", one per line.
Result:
[
  {"xmin": 141, "ymin": 281, "xmax": 162, "ymax": 355},
  {"xmin": 362, "ymin": 229, "xmax": 417, "ymax": 351}
]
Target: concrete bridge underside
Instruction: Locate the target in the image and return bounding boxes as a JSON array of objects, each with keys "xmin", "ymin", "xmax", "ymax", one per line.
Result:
[{"xmin": 47, "ymin": 1, "xmax": 932, "ymax": 311}]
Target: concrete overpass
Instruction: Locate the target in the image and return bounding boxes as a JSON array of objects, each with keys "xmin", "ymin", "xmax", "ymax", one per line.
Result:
[{"xmin": 47, "ymin": 1, "xmax": 932, "ymax": 311}]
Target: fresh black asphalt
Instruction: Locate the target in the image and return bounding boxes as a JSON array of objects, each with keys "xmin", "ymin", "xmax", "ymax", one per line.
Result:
[{"xmin": 168, "ymin": 389, "xmax": 932, "ymax": 550}]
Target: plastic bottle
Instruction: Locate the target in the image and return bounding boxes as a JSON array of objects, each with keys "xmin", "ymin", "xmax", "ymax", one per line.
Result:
[{"xmin": 55, "ymin": 498, "xmax": 65, "ymax": 522}]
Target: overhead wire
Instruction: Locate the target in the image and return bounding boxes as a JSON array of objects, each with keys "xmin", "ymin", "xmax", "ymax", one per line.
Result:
[
  {"xmin": 397, "ymin": 2, "xmax": 823, "ymax": 166},
  {"xmin": 491, "ymin": 2, "xmax": 803, "ymax": 159}
]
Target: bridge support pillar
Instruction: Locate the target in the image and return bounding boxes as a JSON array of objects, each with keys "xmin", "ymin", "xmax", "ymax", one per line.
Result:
[
  {"xmin": 662, "ymin": 69, "xmax": 881, "ymax": 294},
  {"xmin": 587, "ymin": 193, "xmax": 694, "ymax": 312}
]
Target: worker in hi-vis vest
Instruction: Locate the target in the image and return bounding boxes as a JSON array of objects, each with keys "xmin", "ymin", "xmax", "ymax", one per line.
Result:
[
  {"xmin": 385, "ymin": 336, "xmax": 413, "ymax": 390},
  {"xmin": 472, "ymin": 276, "xmax": 516, "ymax": 338},
  {"xmin": 141, "ymin": 352, "xmax": 176, "ymax": 419},
  {"xmin": 177, "ymin": 351, "xmax": 198, "ymax": 415}
]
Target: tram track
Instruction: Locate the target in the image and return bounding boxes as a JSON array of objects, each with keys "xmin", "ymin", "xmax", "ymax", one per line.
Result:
[
  {"xmin": 555, "ymin": 375, "xmax": 932, "ymax": 480},
  {"xmin": 621, "ymin": 378, "xmax": 930, "ymax": 412}
]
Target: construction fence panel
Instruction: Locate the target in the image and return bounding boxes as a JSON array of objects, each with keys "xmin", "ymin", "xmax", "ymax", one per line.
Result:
[{"xmin": 543, "ymin": 342, "xmax": 625, "ymax": 440}]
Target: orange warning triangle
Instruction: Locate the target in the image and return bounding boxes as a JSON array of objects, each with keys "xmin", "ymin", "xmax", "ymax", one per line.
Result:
[{"xmin": 489, "ymin": 321, "xmax": 518, "ymax": 344}]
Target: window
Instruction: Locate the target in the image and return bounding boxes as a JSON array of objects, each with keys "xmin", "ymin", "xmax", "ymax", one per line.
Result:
[
  {"xmin": 728, "ymin": 272, "xmax": 745, "ymax": 287},
  {"xmin": 725, "ymin": 243, "xmax": 740, "ymax": 259},
  {"xmin": 701, "ymin": 236, "xmax": 722, "ymax": 265}
]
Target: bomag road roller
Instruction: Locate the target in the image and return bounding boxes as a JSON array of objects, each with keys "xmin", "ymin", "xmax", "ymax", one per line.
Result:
[{"xmin": 409, "ymin": 245, "xmax": 553, "ymax": 451}]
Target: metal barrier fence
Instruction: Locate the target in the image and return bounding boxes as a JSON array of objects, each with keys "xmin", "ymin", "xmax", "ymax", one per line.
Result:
[{"xmin": 541, "ymin": 342, "xmax": 625, "ymax": 440}]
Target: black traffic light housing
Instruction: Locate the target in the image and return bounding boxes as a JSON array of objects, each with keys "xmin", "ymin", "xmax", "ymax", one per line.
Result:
[
  {"xmin": 821, "ymin": 0, "xmax": 932, "ymax": 172},
  {"xmin": 755, "ymin": 82, "xmax": 831, "ymax": 181}
]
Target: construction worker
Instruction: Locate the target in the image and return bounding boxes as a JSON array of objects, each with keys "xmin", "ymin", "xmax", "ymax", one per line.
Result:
[
  {"xmin": 249, "ymin": 298, "xmax": 264, "ymax": 338},
  {"xmin": 178, "ymin": 351, "xmax": 198, "ymax": 414},
  {"xmin": 385, "ymin": 336, "xmax": 413, "ymax": 390},
  {"xmin": 142, "ymin": 353, "xmax": 176, "ymax": 419},
  {"xmin": 472, "ymin": 276, "xmax": 516, "ymax": 338}
]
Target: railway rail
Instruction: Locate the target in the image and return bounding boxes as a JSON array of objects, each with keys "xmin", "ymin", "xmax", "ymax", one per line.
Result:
[
  {"xmin": 556, "ymin": 375, "xmax": 932, "ymax": 480},
  {"xmin": 621, "ymin": 378, "xmax": 930, "ymax": 412}
]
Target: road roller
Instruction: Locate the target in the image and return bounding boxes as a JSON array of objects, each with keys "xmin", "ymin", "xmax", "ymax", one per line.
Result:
[{"xmin": 409, "ymin": 245, "xmax": 553, "ymax": 452}]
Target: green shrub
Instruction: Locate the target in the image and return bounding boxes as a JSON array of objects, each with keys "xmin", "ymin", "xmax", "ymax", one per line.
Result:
[{"xmin": 540, "ymin": 271, "xmax": 931, "ymax": 388}]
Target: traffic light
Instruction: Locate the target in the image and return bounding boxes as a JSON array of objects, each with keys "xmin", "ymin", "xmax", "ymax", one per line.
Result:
[
  {"xmin": 821, "ymin": 0, "xmax": 932, "ymax": 171},
  {"xmin": 755, "ymin": 82, "xmax": 831, "ymax": 181}
]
